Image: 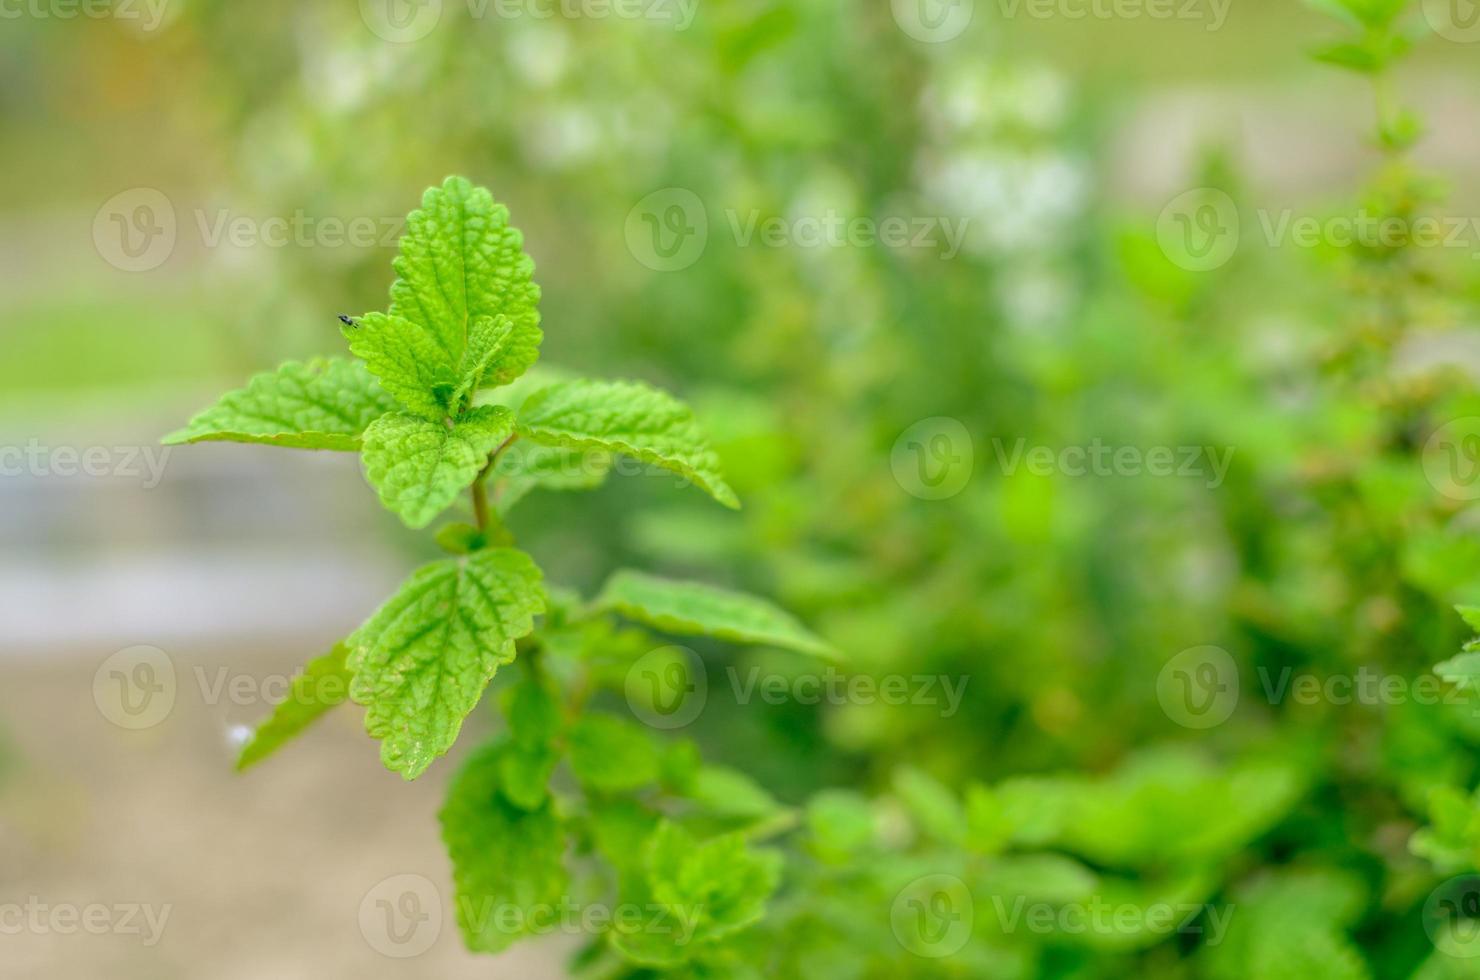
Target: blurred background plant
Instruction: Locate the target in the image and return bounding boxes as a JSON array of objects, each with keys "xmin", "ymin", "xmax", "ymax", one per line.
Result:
[{"xmin": 7, "ymin": 0, "xmax": 1480, "ymax": 976}]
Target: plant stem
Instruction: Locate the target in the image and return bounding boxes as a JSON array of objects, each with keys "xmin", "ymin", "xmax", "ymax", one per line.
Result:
[{"xmin": 471, "ymin": 433, "xmax": 519, "ymax": 532}]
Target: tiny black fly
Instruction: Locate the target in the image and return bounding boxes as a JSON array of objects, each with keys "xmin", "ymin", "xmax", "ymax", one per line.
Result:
[{"xmin": 338, "ymin": 314, "xmax": 358, "ymax": 329}]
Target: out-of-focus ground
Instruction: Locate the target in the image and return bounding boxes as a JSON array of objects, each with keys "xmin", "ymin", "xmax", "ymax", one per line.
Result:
[{"xmin": 0, "ymin": 642, "xmax": 575, "ymax": 978}]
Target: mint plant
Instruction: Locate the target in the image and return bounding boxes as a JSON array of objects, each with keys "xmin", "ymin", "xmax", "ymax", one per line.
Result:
[{"xmin": 164, "ymin": 177, "xmax": 837, "ymax": 967}]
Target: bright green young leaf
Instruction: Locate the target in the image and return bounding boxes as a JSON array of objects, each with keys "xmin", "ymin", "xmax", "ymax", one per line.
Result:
[
  {"xmin": 1458, "ymin": 605, "xmax": 1480, "ymax": 634},
  {"xmin": 493, "ymin": 441, "xmax": 613, "ymax": 514},
  {"xmin": 389, "ymin": 176, "xmax": 542, "ymax": 389},
  {"xmin": 595, "ymin": 569, "xmax": 837, "ymax": 659},
  {"xmin": 342, "ymin": 311, "xmax": 460, "ymax": 420},
  {"xmin": 516, "ymin": 379, "xmax": 739, "ymax": 509},
  {"xmin": 346, "ymin": 548, "xmax": 546, "ymax": 779},
  {"xmin": 441, "ymin": 742, "xmax": 569, "ymax": 952},
  {"xmin": 453, "ymin": 315, "xmax": 514, "ymax": 407},
  {"xmin": 235, "ymin": 644, "xmax": 352, "ymax": 771},
  {"xmin": 163, "ymin": 358, "xmax": 398, "ymax": 450},
  {"xmin": 612, "ymin": 820, "xmax": 782, "ymax": 965},
  {"xmin": 361, "ymin": 405, "xmax": 515, "ymax": 529},
  {"xmin": 568, "ymin": 713, "xmax": 660, "ymax": 793}
]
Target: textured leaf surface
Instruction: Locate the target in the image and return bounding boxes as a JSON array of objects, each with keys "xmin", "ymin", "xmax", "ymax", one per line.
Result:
[
  {"xmin": 516, "ymin": 379, "xmax": 738, "ymax": 508},
  {"xmin": 595, "ymin": 569, "xmax": 836, "ymax": 659},
  {"xmin": 361, "ymin": 406, "xmax": 515, "ymax": 529},
  {"xmin": 441, "ymin": 742, "xmax": 569, "ymax": 952},
  {"xmin": 389, "ymin": 176, "xmax": 542, "ymax": 389},
  {"xmin": 163, "ymin": 359, "xmax": 397, "ymax": 450},
  {"xmin": 346, "ymin": 548, "xmax": 545, "ymax": 778},
  {"xmin": 235, "ymin": 644, "xmax": 352, "ymax": 771},
  {"xmin": 342, "ymin": 311, "xmax": 459, "ymax": 420},
  {"xmin": 454, "ymin": 315, "xmax": 514, "ymax": 407}
]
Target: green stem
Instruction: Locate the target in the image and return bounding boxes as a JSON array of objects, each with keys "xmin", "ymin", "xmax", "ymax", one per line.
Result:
[{"xmin": 470, "ymin": 433, "xmax": 520, "ymax": 532}]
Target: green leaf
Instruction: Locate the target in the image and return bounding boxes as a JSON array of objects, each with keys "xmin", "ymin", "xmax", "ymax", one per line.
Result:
[
  {"xmin": 499, "ymin": 742, "xmax": 559, "ymax": 810},
  {"xmin": 689, "ymin": 765, "xmax": 783, "ymax": 822},
  {"xmin": 612, "ymin": 821, "xmax": 782, "ymax": 965},
  {"xmin": 361, "ymin": 405, "xmax": 515, "ymax": 529},
  {"xmin": 516, "ymin": 379, "xmax": 739, "ymax": 509},
  {"xmin": 493, "ymin": 441, "xmax": 613, "ymax": 514},
  {"xmin": 1310, "ymin": 41, "xmax": 1382, "ymax": 73},
  {"xmin": 163, "ymin": 358, "xmax": 397, "ymax": 450},
  {"xmin": 893, "ymin": 766, "xmax": 968, "ymax": 847},
  {"xmin": 342, "ymin": 311, "xmax": 461, "ymax": 420},
  {"xmin": 453, "ymin": 315, "xmax": 514, "ymax": 407},
  {"xmin": 1437, "ymin": 653, "xmax": 1480, "ymax": 690},
  {"xmin": 595, "ymin": 569, "xmax": 837, "ymax": 659},
  {"xmin": 496, "ymin": 679, "xmax": 563, "ymax": 809},
  {"xmin": 346, "ymin": 548, "xmax": 545, "ymax": 779},
  {"xmin": 434, "ymin": 522, "xmax": 487, "ymax": 555},
  {"xmin": 441, "ymin": 742, "xmax": 569, "ymax": 953},
  {"xmin": 965, "ymin": 782, "xmax": 1012, "ymax": 855},
  {"xmin": 235, "ymin": 644, "xmax": 352, "ymax": 771},
  {"xmin": 1303, "ymin": 0, "xmax": 1407, "ymax": 29},
  {"xmin": 804, "ymin": 789, "xmax": 876, "ymax": 862},
  {"xmin": 568, "ymin": 713, "xmax": 660, "ymax": 793},
  {"xmin": 503, "ymin": 676, "xmax": 563, "ymax": 749},
  {"xmin": 1458, "ymin": 605, "xmax": 1480, "ymax": 634},
  {"xmin": 389, "ymin": 176, "xmax": 542, "ymax": 389}
]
